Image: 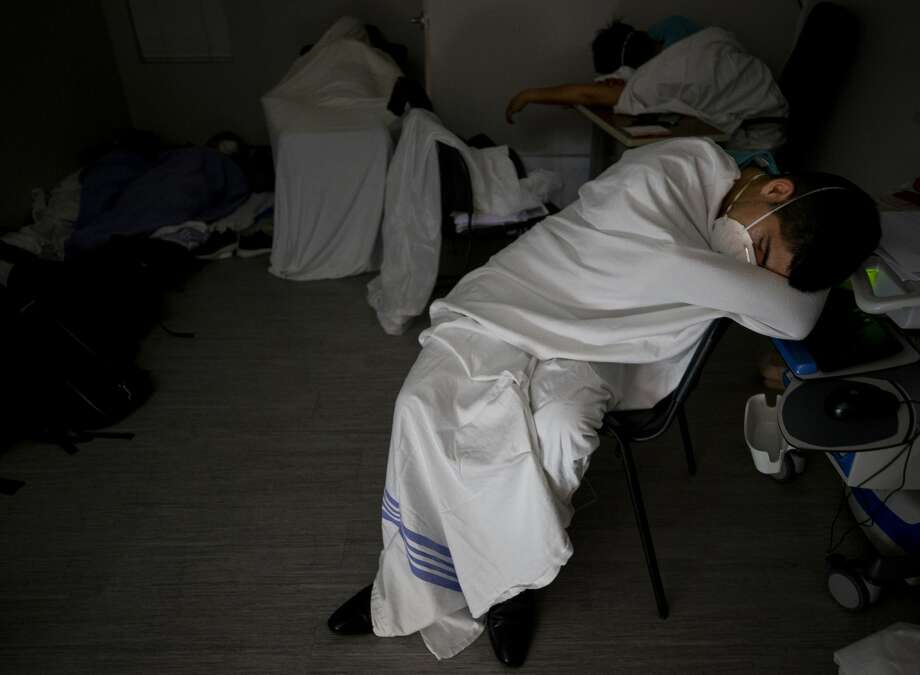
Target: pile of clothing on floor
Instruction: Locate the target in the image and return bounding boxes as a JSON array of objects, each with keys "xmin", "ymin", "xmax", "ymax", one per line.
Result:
[{"xmin": 0, "ymin": 130, "xmax": 276, "ymax": 269}]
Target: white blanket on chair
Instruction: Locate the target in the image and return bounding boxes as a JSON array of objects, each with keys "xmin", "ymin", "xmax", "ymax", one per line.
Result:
[
  {"xmin": 433, "ymin": 138, "xmax": 825, "ymax": 410},
  {"xmin": 262, "ymin": 17, "xmax": 402, "ymax": 280},
  {"xmin": 367, "ymin": 109, "xmax": 547, "ymax": 334}
]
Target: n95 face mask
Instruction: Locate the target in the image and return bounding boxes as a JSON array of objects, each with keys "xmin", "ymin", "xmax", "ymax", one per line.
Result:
[
  {"xmin": 710, "ymin": 215, "xmax": 757, "ymax": 264},
  {"xmin": 710, "ymin": 174, "xmax": 847, "ymax": 267},
  {"xmin": 710, "ymin": 171, "xmax": 766, "ymax": 265}
]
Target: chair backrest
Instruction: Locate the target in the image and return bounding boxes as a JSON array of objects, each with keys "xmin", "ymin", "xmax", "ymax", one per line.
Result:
[
  {"xmin": 388, "ymin": 77, "xmax": 433, "ymax": 115},
  {"xmin": 777, "ymin": 2, "xmax": 859, "ymax": 169},
  {"xmin": 435, "ymin": 142, "xmax": 474, "ymax": 239},
  {"xmin": 630, "ymin": 317, "xmax": 731, "ymax": 442}
]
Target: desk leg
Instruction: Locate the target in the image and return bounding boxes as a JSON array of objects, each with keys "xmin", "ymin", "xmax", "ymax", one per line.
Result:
[
  {"xmin": 589, "ymin": 124, "xmax": 607, "ymax": 178},
  {"xmin": 589, "ymin": 124, "xmax": 624, "ymax": 178}
]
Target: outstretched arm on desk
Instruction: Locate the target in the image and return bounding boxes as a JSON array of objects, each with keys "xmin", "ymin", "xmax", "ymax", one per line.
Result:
[{"xmin": 505, "ymin": 81, "xmax": 625, "ymax": 123}]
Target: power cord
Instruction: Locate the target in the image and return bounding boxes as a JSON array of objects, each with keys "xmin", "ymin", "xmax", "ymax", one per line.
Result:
[{"xmin": 826, "ymin": 443, "xmax": 913, "ymax": 554}]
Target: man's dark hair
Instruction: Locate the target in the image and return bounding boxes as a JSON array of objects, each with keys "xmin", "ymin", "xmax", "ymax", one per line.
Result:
[
  {"xmin": 591, "ymin": 19, "xmax": 657, "ymax": 73},
  {"xmin": 776, "ymin": 173, "xmax": 880, "ymax": 292}
]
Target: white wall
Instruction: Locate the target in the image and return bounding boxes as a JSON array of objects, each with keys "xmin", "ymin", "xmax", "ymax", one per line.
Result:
[
  {"xmin": 102, "ymin": 0, "xmax": 424, "ymax": 145},
  {"xmin": 1, "ymin": 1, "xmax": 130, "ymax": 230},
  {"xmin": 804, "ymin": 0, "xmax": 920, "ymax": 195}
]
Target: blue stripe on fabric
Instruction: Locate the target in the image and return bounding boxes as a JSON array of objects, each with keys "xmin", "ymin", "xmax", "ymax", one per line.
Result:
[
  {"xmin": 406, "ymin": 554, "xmax": 457, "ymax": 579},
  {"xmin": 381, "ymin": 509, "xmax": 401, "ymax": 528},
  {"xmin": 381, "ymin": 510, "xmax": 455, "ymax": 570},
  {"xmin": 406, "ymin": 562, "xmax": 462, "ymax": 592},
  {"xmin": 383, "ymin": 489, "xmax": 400, "ymax": 511},
  {"xmin": 381, "ymin": 500, "xmax": 400, "ymax": 521},
  {"xmin": 380, "ymin": 511, "xmax": 455, "ymax": 571},
  {"xmin": 382, "ymin": 489, "xmax": 452, "ymax": 558},
  {"xmin": 379, "ymin": 491, "xmax": 461, "ymax": 593},
  {"xmin": 399, "ymin": 525, "xmax": 452, "ymax": 558},
  {"xmin": 404, "ymin": 539, "xmax": 454, "ymax": 568}
]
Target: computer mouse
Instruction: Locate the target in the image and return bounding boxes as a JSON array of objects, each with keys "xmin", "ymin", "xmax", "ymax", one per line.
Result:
[{"xmin": 824, "ymin": 382, "xmax": 901, "ymax": 421}]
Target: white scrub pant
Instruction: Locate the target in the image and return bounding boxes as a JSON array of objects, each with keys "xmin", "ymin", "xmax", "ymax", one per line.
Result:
[{"xmin": 371, "ymin": 318, "xmax": 613, "ymax": 658}]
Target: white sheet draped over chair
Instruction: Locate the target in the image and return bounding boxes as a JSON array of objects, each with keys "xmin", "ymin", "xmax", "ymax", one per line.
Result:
[
  {"xmin": 262, "ymin": 17, "xmax": 402, "ymax": 280},
  {"xmin": 367, "ymin": 109, "xmax": 552, "ymax": 335}
]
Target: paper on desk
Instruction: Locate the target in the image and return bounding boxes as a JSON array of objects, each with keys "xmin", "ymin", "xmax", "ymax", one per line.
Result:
[
  {"xmin": 622, "ymin": 125, "xmax": 672, "ymax": 138},
  {"xmin": 877, "ymin": 210, "xmax": 920, "ymax": 281}
]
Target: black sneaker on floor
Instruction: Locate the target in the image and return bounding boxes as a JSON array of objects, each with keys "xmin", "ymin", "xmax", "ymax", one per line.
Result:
[
  {"xmin": 194, "ymin": 230, "xmax": 238, "ymax": 260},
  {"xmin": 238, "ymin": 230, "xmax": 272, "ymax": 258}
]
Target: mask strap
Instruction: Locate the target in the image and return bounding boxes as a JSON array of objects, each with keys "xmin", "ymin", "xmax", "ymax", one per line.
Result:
[
  {"xmin": 744, "ymin": 186, "xmax": 848, "ymax": 231},
  {"xmin": 726, "ymin": 172, "xmax": 766, "ymax": 214},
  {"xmin": 620, "ymin": 30, "xmax": 635, "ymax": 67}
]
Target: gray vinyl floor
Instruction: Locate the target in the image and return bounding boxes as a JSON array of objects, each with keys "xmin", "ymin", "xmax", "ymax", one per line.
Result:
[{"xmin": 1, "ymin": 256, "xmax": 917, "ymax": 674}]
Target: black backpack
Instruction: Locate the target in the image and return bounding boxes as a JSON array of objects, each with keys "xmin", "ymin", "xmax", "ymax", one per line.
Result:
[
  {"xmin": 0, "ymin": 283, "xmax": 152, "ymax": 451},
  {"xmin": 0, "ymin": 237, "xmax": 195, "ymax": 452}
]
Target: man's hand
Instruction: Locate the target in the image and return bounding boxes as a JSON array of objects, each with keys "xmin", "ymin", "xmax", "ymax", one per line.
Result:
[
  {"xmin": 505, "ymin": 82, "xmax": 626, "ymax": 124},
  {"xmin": 505, "ymin": 90, "xmax": 533, "ymax": 124}
]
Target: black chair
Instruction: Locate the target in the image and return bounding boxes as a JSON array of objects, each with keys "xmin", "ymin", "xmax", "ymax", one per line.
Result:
[
  {"xmin": 777, "ymin": 2, "xmax": 859, "ymax": 169},
  {"xmin": 435, "ymin": 141, "xmax": 555, "ymax": 280},
  {"xmin": 598, "ymin": 317, "xmax": 731, "ymax": 618},
  {"xmin": 742, "ymin": 2, "xmax": 859, "ymax": 170}
]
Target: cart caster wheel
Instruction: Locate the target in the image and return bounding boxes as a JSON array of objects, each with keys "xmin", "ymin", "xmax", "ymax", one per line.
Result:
[
  {"xmin": 771, "ymin": 454, "xmax": 797, "ymax": 482},
  {"xmin": 827, "ymin": 565, "xmax": 870, "ymax": 611}
]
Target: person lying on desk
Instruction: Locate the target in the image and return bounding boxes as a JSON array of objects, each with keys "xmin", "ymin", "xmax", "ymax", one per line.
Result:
[
  {"xmin": 506, "ymin": 17, "xmax": 787, "ymax": 148},
  {"xmin": 326, "ymin": 138, "xmax": 880, "ymax": 666}
]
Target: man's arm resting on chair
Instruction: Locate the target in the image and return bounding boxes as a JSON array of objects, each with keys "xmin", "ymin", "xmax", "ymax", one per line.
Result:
[{"xmin": 505, "ymin": 80, "xmax": 625, "ymax": 123}]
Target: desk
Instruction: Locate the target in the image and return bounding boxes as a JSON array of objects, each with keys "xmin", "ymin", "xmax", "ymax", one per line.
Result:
[{"xmin": 575, "ymin": 104, "xmax": 730, "ymax": 177}]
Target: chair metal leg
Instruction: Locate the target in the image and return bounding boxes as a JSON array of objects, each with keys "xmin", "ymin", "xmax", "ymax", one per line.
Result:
[
  {"xmin": 677, "ymin": 404, "xmax": 696, "ymax": 476},
  {"xmin": 619, "ymin": 436, "xmax": 669, "ymax": 619}
]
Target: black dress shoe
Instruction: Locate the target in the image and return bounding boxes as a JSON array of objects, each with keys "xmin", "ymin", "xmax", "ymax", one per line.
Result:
[
  {"xmin": 486, "ymin": 590, "xmax": 535, "ymax": 667},
  {"xmin": 327, "ymin": 585, "xmax": 374, "ymax": 635}
]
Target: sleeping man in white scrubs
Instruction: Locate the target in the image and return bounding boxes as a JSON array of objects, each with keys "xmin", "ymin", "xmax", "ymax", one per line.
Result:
[
  {"xmin": 327, "ymin": 138, "xmax": 880, "ymax": 666},
  {"xmin": 505, "ymin": 18, "xmax": 788, "ymax": 148}
]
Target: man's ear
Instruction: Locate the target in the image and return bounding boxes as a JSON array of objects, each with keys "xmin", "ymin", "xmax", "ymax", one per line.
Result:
[{"xmin": 759, "ymin": 177, "xmax": 796, "ymax": 203}]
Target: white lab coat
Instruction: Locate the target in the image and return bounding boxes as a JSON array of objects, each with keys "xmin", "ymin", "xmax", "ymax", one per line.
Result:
[
  {"xmin": 615, "ymin": 27, "xmax": 788, "ymax": 147},
  {"xmin": 370, "ymin": 138, "xmax": 825, "ymax": 659}
]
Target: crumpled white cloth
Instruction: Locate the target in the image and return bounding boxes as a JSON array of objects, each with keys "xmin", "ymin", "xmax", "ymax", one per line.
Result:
[
  {"xmin": 371, "ymin": 315, "xmax": 613, "ymax": 658},
  {"xmin": 2, "ymin": 170, "xmax": 81, "ymax": 260},
  {"xmin": 615, "ymin": 27, "xmax": 788, "ymax": 147},
  {"xmin": 262, "ymin": 16, "xmax": 402, "ymax": 281},
  {"xmin": 264, "ymin": 16, "xmax": 401, "ymax": 125},
  {"xmin": 367, "ymin": 109, "xmax": 556, "ymax": 334},
  {"xmin": 834, "ymin": 623, "xmax": 920, "ymax": 675}
]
